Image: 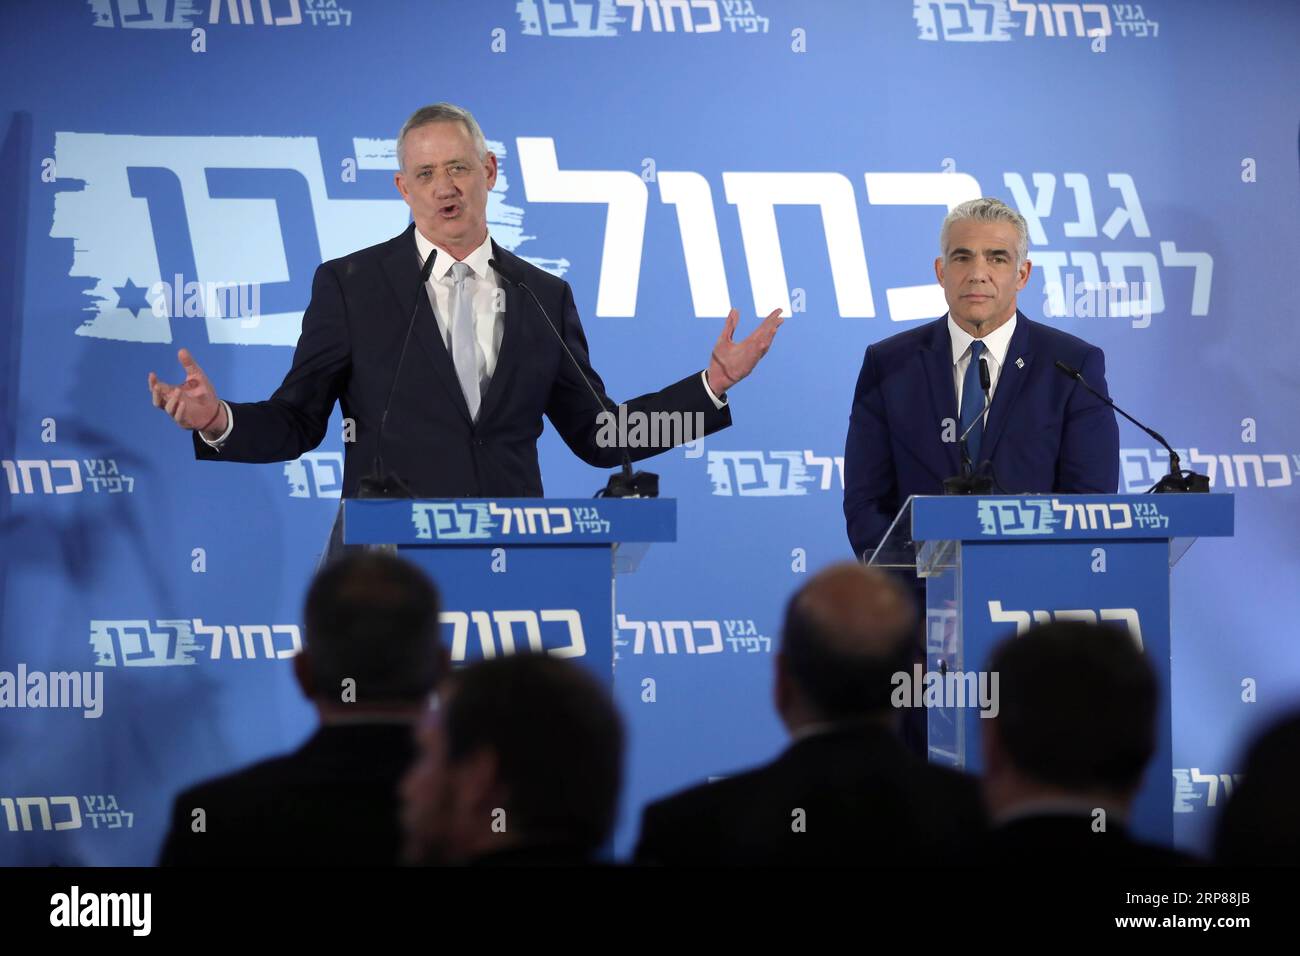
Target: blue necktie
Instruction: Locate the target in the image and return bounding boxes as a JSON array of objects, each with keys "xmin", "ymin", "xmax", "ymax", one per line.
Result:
[
  {"xmin": 449, "ymin": 262, "xmax": 482, "ymax": 421},
  {"xmin": 959, "ymin": 340, "xmax": 986, "ymax": 467}
]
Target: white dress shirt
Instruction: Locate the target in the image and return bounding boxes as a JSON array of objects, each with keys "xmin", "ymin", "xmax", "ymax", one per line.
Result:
[
  {"xmin": 413, "ymin": 229, "xmax": 503, "ymax": 384},
  {"xmin": 948, "ymin": 312, "xmax": 1017, "ymax": 416},
  {"xmin": 202, "ymin": 228, "xmax": 724, "ymax": 449}
]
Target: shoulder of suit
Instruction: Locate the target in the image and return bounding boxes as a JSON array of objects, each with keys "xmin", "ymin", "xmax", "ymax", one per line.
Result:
[
  {"xmin": 173, "ymin": 748, "xmax": 306, "ymax": 808},
  {"xmin": 644, "ymin": 763, "xmax": 769, "ymax": 819},
  {"xmin": 317, "ymin": 227, "xmax": 424, "ymax": 280},
  {"xmin": 866, "ymin": 317, "xmax": 945, "ymax": 359}
]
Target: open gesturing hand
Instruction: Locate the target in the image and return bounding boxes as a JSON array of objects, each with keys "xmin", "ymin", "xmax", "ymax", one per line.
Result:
[{"xmin": 706, "ymin": 307, "xmax": 784, "ymax": 395}]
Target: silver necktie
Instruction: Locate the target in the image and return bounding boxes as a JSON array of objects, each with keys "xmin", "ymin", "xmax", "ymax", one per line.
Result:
[{"xmin": 449, "ymin": 261, "xmax": 481, "ymax": 420}]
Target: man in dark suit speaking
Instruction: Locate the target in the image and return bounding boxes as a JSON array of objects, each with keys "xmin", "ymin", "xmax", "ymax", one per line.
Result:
[
  {"xmin": 843, "ymin": 197, "xmax": 1119, "ymax": 560},
  {"xmin": 148, "ymin": 103, "xmax": 782, "ymax": 497}
]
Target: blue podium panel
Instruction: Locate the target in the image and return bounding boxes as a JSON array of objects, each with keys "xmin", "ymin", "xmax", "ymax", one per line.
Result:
[
  {"xmin": 342, "ymin": 498, "xmax": 676, "ymax": 547},
  {"xmin": 876, "ymin": 494, "xmax": 1234, "ymax": 848},
  {"xmin": 341, "ymin": 499, "xmax": 677, "ymax": 686}
]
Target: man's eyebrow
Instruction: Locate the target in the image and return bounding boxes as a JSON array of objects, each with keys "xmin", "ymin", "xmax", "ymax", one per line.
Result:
[{"xmin": 949, "ymin": 246, "xmax": 1012, "ymax": 257}]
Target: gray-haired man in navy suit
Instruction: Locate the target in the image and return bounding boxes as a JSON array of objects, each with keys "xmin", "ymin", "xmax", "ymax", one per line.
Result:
[{"xmin": 149, "ymin": 103, "xmax": 783, "ymax": 498}]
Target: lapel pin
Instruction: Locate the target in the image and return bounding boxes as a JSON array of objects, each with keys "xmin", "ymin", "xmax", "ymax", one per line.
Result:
[{"xmin": 1015, "ymin": 357, "xmax": 1025, "ymax": 369}]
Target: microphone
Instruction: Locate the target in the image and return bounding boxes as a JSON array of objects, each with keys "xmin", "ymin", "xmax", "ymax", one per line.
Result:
[
  {"xmin": 943, "ymin": 355, "xmax": 995, "ymax": 495},
  {"xmin": 357, "ymin": 247, "xmax": 438, "ymax": 498},
  {"xmin": 957, "ymin": 357, "xmax": 992, "ymax": 464},
  {"xmin": 1054, "ymin": 360, "xmax": 1209, "ymax": 493},
  {"xmin": 489, "ymin": 256, "xmax": 658, "ymax": 498}
]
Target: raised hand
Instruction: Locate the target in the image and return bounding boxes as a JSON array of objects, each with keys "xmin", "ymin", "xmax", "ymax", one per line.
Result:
[
  {"xmin": 148, "ymin": 348, "xmax": 227, "ymax": 438},
  {"xmin": 706, "ymin": 307, "xmax": 784, "ymax": 395}
]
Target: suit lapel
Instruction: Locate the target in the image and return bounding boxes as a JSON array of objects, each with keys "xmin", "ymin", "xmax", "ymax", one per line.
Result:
[
  {"xmin": 475, "ymin": 240, "xmax": 525, "ymax": 425},
  {"xmin": 980, "ymin": 312, "xmax": 1033, "ymax": 461},
  {"xmin": 379, "ymin": 224, "xmax": 473, "ymax": 427},
  {"xmin": 921, "ymin": 318, "xmax": 961, "ymax": 476}
]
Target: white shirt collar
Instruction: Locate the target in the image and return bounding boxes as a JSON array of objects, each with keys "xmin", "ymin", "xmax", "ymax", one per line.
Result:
[
  {"xmin": 948, "ymin": 311, "xmax": 1017, "ymax": 369},
  {"xmin": 413, "ymin": 227, "xmax": 494, "ymax": 282}
]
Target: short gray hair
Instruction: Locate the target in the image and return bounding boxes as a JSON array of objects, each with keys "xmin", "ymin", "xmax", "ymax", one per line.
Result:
[
  {"xmin": 396, "ymin": 103, "xmax": 488, "ymax": 171},
  {"xmin": 940, "ymin": 197, "xmax": 1029, "ymax": 267}
]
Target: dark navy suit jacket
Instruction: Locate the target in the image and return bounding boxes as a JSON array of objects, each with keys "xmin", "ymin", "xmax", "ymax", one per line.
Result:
[
  {"xmin": 194, "ymin": 223, "xmax": 730, "ymax": 497},
  {"xmin": 844, "ymin": 312, "xmax": 1119, "ymax": 559}
]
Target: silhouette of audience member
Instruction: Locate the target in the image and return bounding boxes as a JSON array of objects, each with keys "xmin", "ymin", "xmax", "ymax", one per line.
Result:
[
  {"xmin": 973, "ymin": 620, "xmax": 1195, "ymax": 865},
  {"xmin": 1214, "ymin": 707, "xmax": 1300, "ymax": 866},
  {"xmin": 634, "ymin": 562, "xmax": 985, "ymax": 865},
  {"xmin": 159, "ymin": 551, "xmax": 445, "ymax": 866},
  {"xmin": 401, "ymin": 654, "xmax": 623, "ymax": 866}
]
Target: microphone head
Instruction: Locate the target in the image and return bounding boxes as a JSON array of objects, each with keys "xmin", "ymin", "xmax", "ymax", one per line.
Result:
[
  {"xmin": 487, "ymin": 257, "xmax": 517, "ymax": 286},
  {"xmin": 978, "ymin": 356, "xmax": 991, "ymax": 392},
  {"xmin": 419, "ymin": 248, "xmax": 437, "ymax": 282},
  {"xmin": 1054, "ymin": 359, "xmax": 1080, "ymax": 377}
]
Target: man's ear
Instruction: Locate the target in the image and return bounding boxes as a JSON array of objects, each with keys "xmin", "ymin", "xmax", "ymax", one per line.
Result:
[
  {"xmin": 484, "ymin": 151, "xmax": 498, "ymax": 191},
  {"xmin": 1016, "ymin": 257, "xmax": 1032, "ymax": 290},
  {"xmin": 292, "ymin": 651, "xmax": 315, "ymax": 699},
  {"xmin": 934, "ymin": 256, "xmax": 945, "ymax": 284}
]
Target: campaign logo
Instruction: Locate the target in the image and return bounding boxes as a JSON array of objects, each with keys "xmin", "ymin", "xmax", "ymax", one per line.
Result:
[
  {"xmin": 1003, "ymin": 171, "xmax": 1213, "ymax": 327},
  {"xmin": 3, "ymin": 459, "xmax": 136, "ymax": 495},
  {"xmin": 614, "ymin": 614, "xmax": 773, "ymax": 657},
  {"xmin": 508, "ymin": 143, "xmax": 1211, "ymax": 324},
  {"xmin": 1, "ymin": 794, "xmax": 136, "ymax": 833},
  {"xmin": 445, "ymin": 609, "xmax": 586, "ymax": 661},
  {"xmin": 914, "ymin": 0, "xmax": 1160, "ymax": 43},
  {"xmin": 975, "ymin": 498, "xmax": 1059, "ymax": 535},
  {"xmin": 707, "ymin": 449, "xmax": 843, "ymax": 496},
  {"xmin": 1172, "ymin": 768, "xmax": 1244, "ymax": 814},
  {"xmin": 50, "ymin": 134, "xmax": 564, "ymax": 346},
  {"xmin": 50, "ymin": 126, "xmax": 1211, "ymax": 330},
  {"xmin": 90, "ymin": 619, "xmax": 302, "ymax": 666},
  {"xmin": 1122, "ymin": 448, "xmax": 1299, "ymax": 493},
  {"xmin": 987, "ymin": 599, "xmax": 1143, "ymax": 646},
  {"xmin": 286, "ymin": 452, "xmax": 343, "ymax": 498},
  {"xmin": 410, "ymin": 502, "xmax": 614, "ymax": 539},
  {"xmin": 517, "ymin": 0, "xmax": 770, "ymax": 37},
  {"xmin": 88, "ymin": 0, "xmax": 355, "ymax": 29},
  {"xmin": 412, "ymin": 502, "xmax": 497, "ymax": 541},
  {"xmin": 976, "ymin": 498, "xmax": 1161, "ymax": 535}
]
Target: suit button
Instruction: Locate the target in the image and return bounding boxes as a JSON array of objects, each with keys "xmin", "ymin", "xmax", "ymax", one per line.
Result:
[{"xmin": 475, "ymin": 439, "xmax": 486, "ymax": 446}]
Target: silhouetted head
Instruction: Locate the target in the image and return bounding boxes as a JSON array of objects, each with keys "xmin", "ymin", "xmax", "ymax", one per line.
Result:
[
  {"xmin": 296, "ymin": 551, "xmax": 444, "ymax": 713},
  {"xmin": 776, "ymin": 563, "xmax": 917, "ymax": 732},
  {"xmin": 400, "ymin": 654, "xmax": 623, "ymax": 865},
  {"xmin": 1214, "ymin": 708, "xmax": 1300, "ymax": 865},
  {"xmin": 983, "ymin": 620, "xmax": 1156, "ymax": 817}
]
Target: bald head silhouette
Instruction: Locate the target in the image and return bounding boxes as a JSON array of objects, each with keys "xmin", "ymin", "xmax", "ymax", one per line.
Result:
[{"xmin": 775, "ymin": 563, "xmax": 917, "ymax": 733}]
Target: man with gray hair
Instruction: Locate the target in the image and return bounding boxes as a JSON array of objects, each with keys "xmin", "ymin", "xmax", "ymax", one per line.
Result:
[
  {"xmin": 149, "ymin": 102, "xmax": 783, "ymax": 498},
  {"xmin": 843, "ymin": 197, "xmax": 1119, "ymax": 561}
]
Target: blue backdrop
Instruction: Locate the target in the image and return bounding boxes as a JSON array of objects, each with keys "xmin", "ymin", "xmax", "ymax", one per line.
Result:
[{"xmin": 2, "ymin": 0, "xmax": 1298, "ymax": 863}]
